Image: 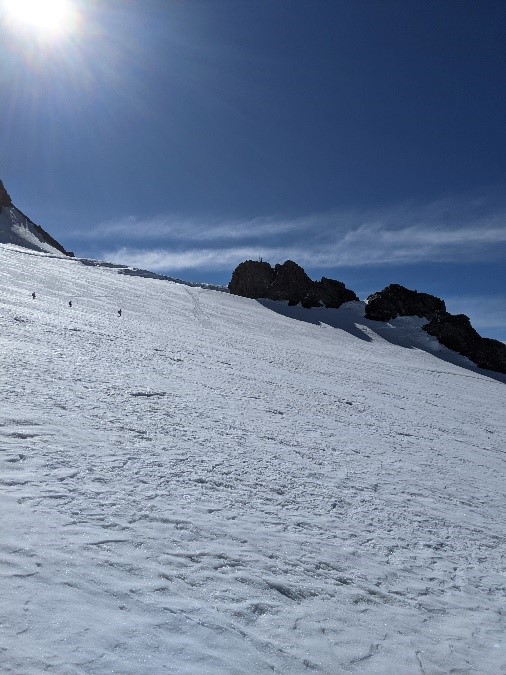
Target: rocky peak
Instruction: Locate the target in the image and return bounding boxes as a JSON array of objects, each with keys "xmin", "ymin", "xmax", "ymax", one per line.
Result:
[
  {"xmin": 364, "ymin": 283, "xmax": 506, "ymax": 374},
  {"xmin": 365, "ymin": 284, "xmax": 446, "ymax": 321},
  {"xmin": 0, "ymin": 180, "xmax": 13, "ymax": 208},
  {"xmin": 228, "ymin": 259, "xmax": 358, "ymax": 309}
]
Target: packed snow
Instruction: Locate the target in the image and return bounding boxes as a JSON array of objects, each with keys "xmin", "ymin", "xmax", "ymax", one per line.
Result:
[{"xmin": 0, "ymin": 244, "xmax": 505, "ymax": 674}]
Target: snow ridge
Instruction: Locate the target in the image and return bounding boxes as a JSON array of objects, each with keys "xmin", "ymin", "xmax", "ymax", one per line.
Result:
[{"xmin": 0, "ymin": 205, "xmax": 71, "ymax": 256}]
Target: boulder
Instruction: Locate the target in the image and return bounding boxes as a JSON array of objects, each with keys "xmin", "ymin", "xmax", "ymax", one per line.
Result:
[
  {"xmin": 423, "ymin": 312, "xmax": 506, "ymax": 374},
  {"xmin": 365, "ymin": 284, "xmax": 446, "ymax": 321},
  {"xmin": 228, "ymin": 259, "xmax": 358, "ymax": 309}
]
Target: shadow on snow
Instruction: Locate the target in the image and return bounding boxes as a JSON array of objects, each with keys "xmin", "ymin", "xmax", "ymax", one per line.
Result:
[{"xmin": 258, "ymin": 299, "xmax": 506, "ymax": 385}]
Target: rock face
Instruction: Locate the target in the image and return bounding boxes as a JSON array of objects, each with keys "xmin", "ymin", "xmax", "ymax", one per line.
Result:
[
  {"xmin": 228, "ymin": 260, "xmax": 358, "ymax": 309},
  {"xmin": 228, "ymin": 261, "xmax": 276, "ymax": 299},
  {"xmin": 364, "ymin": 283, "xmax": 506, "ymax": 375},
  {"xmin": 365, "ymin": 284, "xmax": 446, "ymax": 321},
  {"xmin": 268, "ymin": 261, "xmax": 313, "ymax": 304},
  {"xmin": 0, "ymin": 180, "xmax": 13, "ymax": 209},
  {"xmin": 424, "ymin": 312, "xmax": 506, "ymax": 374}
]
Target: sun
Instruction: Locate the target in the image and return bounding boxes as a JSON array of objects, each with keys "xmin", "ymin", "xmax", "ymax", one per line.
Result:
[{"xmin": 2, "ymin": 0, "xmax": 79, "ymax": 40}]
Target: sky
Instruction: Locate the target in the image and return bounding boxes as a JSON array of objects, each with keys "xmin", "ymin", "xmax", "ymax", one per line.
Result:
[{"xmin": 0, "ymin": 0, "xmax": 505, "ymax": 339}]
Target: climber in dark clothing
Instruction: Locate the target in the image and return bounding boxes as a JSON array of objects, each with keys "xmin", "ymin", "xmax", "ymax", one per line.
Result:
[
  {"xmin": 69, "ymin": 301, "xmax": 72, "ymax": 308},
  {"xmin": 118, "ymin": 309, "xmax": 122, "ymax": 317},
  {"xmin": 32, "ymin": 292, "xmax": 36, "ymax": 299}
]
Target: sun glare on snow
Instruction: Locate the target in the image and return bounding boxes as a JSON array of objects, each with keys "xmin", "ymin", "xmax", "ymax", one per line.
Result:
[{"xmin": 3, "ymin": 0, "xmax": 79, "ymax": 40}]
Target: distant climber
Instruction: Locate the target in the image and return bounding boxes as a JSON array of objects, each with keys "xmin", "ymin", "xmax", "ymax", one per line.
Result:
[
  {"xmin": 69, "ymin": 300, "xmax": 72, "ymax": 308},
  {"xmin": 118, "ymin": 309, "xmax": 122, "ymax": 317},
  {"xmin": 32, "ymin": 292, "xmax": 36, "ymax": 299}
]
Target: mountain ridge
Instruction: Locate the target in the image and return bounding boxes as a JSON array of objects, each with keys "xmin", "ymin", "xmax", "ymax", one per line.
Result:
[
  {"xmin": 1, "ymin": 181, "xmax": 504, "ymax": 373},
  {"xmin": 0, "ymin": 179, "xmax": 73, "ymax": 257}
]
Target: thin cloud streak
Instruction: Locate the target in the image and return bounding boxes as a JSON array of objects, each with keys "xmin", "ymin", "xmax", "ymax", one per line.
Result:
[
  {"xmin": 95, "ymin": 193, "xmax": 506, "ymax": 272},
  {"xmin": 83, "ymin": 194, "xmax": 506, "ymax": 246},
  {"xmin": 102, "ymin": 235, "xmax": 504, "ymax": 272},
  {"xmin": 74, "ymin": 214, "xmax": 299, "ymax": 242}
]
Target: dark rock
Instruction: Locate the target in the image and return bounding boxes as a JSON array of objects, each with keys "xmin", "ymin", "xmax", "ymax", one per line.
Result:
[
  {"xmin": 228, "ymin": 259, "xmax": 358, "ymax": 309},
  {"xmin": 423, "ymin": 312, "xmax": 506, "ymax": 374},
  {"xmin": 365, "ymin": 284, "xmax": 446, "ymax": 321},
  {"xmin": 315, "ymin": 277, "xmax": 359, "ymax": 309},
  {"xmin": 269, "ymin": 260, "xmax": 313, "ymax": 304},
  {"xmin": 365, "ymin": 283, "xmax": 506, "ymax": 373},
  {"xmin": 0, "ymin": 180, "xmax": 13, "ymax": 209},
  {"xmin": 228, "ymin": 260, "xmax": 275, "ymax": 298}
]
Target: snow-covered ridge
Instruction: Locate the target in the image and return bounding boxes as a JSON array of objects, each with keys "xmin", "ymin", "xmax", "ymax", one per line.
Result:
[
  {"xmin": 0, "ymin": 205, "xmax": 72, "ymax": 256},
  {"xmin": 0, "ymin": 244, "xmax": 505, "ymax": 674}
]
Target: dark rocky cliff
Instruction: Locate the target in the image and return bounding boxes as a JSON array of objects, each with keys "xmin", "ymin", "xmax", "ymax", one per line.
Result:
[{"xmin": 229, "ymin": 260, "xmax": 358, "ymax": 309}]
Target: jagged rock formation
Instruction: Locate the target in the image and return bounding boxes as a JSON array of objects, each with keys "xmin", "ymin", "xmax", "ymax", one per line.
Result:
[
  {"xmin": 424, "ymin": 312, "xmax": 506, "ymax": 374},
  {"xmin": 229, "ymin": 260, "xmax": 358, "ymax": 309},
  {"xmin": 365, "ymin": 284, "xmax": 446, "ymax": 321},
  {"xmin": 0, "ymin": 180, "xmax": 13, "ymax": 209},
  {"xmin": 229, "ymin": 261, "xmax": 276, "ymax": 299},
  {"xmin": 365, "ymin": 283, "xmax": 506, "ymax": 374},
  {"xmin": 0, "ymin": 179, "xmax": 73, "ymax": 256},
  {"xmin": 268, "ymin": 260, "xmax": 313, "ymax": 303}
]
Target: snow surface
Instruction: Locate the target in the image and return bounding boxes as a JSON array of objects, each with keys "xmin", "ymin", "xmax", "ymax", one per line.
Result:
[
  {"xmin": 0, "ymin": 208, "xmax": 65, "ymax": 256},
  {"xmin": 0, "ymin": 244, "xmax": 505, "ymax": 674}
]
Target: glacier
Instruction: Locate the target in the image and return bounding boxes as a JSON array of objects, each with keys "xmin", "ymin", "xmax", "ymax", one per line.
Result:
[{"xmin": 0, "ymin": 243, "xmax": 505, "ymax": 674}]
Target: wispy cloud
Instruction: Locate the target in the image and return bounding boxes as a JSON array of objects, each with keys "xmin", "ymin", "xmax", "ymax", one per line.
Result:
[{"xmin": 91, "ymin": 192, "xmax": 506, "ymax": 272}]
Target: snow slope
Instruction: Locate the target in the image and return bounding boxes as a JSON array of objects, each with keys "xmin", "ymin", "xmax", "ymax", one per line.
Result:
[
  {"xmin": 0, "ymin": 244, "xmax": 505, "ymax": 674},
  {"xmin": 0, "ymin": 207, "xmax": 69, "ymax": 256}
]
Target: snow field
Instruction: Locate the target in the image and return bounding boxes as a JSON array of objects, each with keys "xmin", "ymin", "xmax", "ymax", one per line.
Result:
[{"xmin": 0, "ymin": 245, "xmax": 505, "ymax": 673}]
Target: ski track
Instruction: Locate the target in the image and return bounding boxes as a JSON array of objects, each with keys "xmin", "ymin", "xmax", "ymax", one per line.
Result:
[{"xmin": 0, "ymin": 246, "xmax": 505, "ymax": 674}]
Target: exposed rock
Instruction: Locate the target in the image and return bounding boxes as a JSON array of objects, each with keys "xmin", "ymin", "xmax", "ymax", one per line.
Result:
[
  {"xmin": 228, "ymin": 259, "xmax": 358, "ymax": 309},
  {"xmin": 313, "ymin": 277, "xmax": 360, "ymax": 309},
  {"xmin": 228, "ymin": 261, "xmax": 275, "ymax": 298},
  {"xmin": 423, "ymin": 312, "xmax": 506, "ymax": 374},
  {"xmin": 364, "ymin": 283, "xmax": 506, "ymax": 374},
  {"xmin": 365, "ymin": 284, "xmax": 446, "ymax": 321},
  {"xmin": 0, "ymin": 180, "xmax": 13, "ymax": 209},
  {"xmin": 269, "ymin": 260, "xmax": 313, "ymax": 304}
]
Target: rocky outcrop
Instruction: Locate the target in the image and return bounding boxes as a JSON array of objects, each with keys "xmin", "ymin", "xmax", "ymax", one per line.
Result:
[
  {"xmin": 268, "ymin": 260, "xmax": 313, "ymax": 304},
  {"xmin": 423, "ymin": 312, "xmax": 506, "ymax": 374},
  {"xmin": 364, "ymin": 282, "xmax": 506, "ymax": 374},
  {"xmin": 228, "ymin": 261, "xmax": 276, "ymax": 299},
  {"xmin": 229, "ymin": 260, "xmax": 358, "ymax": 309},
  {"xmin": 0, "ymin": 180, "xmax": 13, "ymax": 209},
  {"xmin": 365, "ymin": 284, "xmax": 446, "ymax": 321},
  {"xmin": 315, "ymin": 277, "xmax": 362, "ymax": 309}
]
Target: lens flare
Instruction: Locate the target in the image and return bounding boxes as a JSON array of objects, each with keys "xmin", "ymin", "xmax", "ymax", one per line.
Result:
[{"xmin": 3, "ymin": 0, "xmax": 79, "ymax": 40}]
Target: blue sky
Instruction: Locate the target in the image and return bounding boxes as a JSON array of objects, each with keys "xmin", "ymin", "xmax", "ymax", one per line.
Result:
[{"xmin": 1, "ymin": 0, "xmax": 505, "ymax": 338}]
